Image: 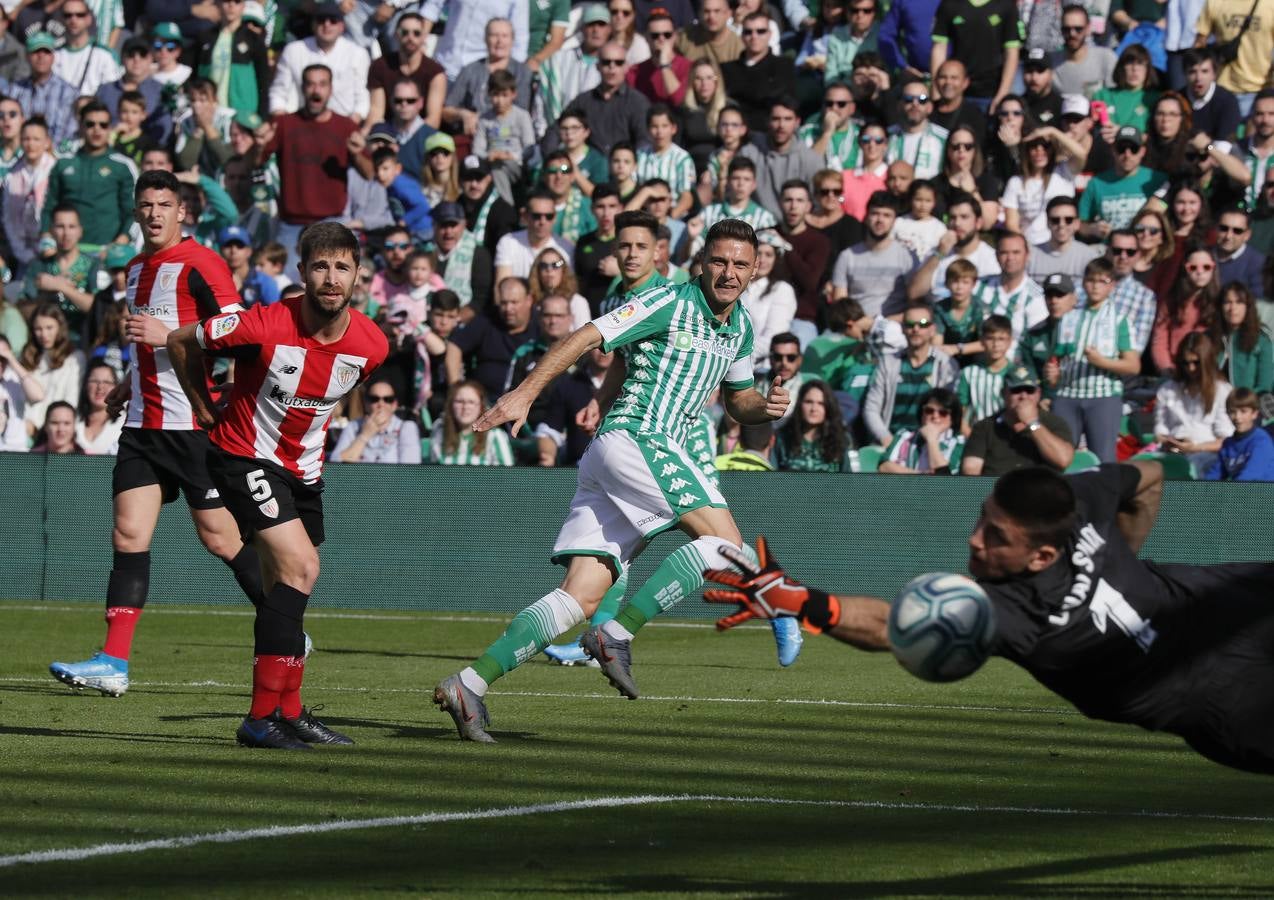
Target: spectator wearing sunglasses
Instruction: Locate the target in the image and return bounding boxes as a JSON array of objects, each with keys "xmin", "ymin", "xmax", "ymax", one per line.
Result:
[
  {"xmin": 331, "ymin": 375, "xmax": 422, "ymax": 465},
  {"xmin": 761, "ymin": 333, "xmax": 806, "ymax": 429},
  {"xmin": 1100, "ymin": 228, "xmax": 1158, "ymax": 354},
  {"xmin": 886, "ymin": 79, "xmax": 947, "ymax": 181},
  {"xmin": 862, "ymin": 299, "xmax": 958, "ymax": 448},
  {"xmin": 1049, "ymin": 5, "xmax": 1117, "ymax": 98},
  {"xmin": 797, "ymin": 81, "xmax": 862, "ymax": 172},
  {"xmin": 879, "ymin": 387, "xmax": 964, "ymax": 475},
  {"xmin": 1028, "ymin": 195, "xmax": 1103, "ymax": 283},
  {"xmin": 1078, "ymin": 125, "xmax": 1167, "ymax": 236},
  {"xmin": 52, "ymin": 1, "xmax": 117, "ymax": 96},
  {"xmin": 961, "ymin": 365, "xmax": 1074, "ymax": 475},
  {"xmin": 268, "ymin": 4, "xmax": 371, "ymax": 123},
  {"xmin": 721, "ymin": 11, "xmax": 795, "ymax": 133},
  {"xmin": 148, "ymin": 22, "xmax": 192, "ymax": 88},
  {"xmin": 40, "ymin": 102, "xmax": 135, "ymax": 249},
  {"xmin": 1216, "ymin": 207, "xmax": 1266, "ymax": 299},
  {"xmin": 99, "ymin": 38, "xmax": 172, "ymax": 146},
  {"xmin": 628, "ymin": 10, "xmax": 690, "ymax": 107}
]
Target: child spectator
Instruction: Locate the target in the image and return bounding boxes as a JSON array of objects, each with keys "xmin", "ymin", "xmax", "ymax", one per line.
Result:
[
  {"xmin": 1203, "ymin": 388, "xmax": 1274, "ymax": 481},
  {"xmin": 956, "ymin": 315, "xmax": 1014, "ymax": 433},
  {"xmin": 473, "ymin": 69, "xmax": 536, "ymax": 207},
  {"xmin": 893, "ymin": 180, "xmax": 946, "ymax": 260},
  {"xmin": 255, "ymin": 241, "xmax": 291, "ymax": 292},
  {"xmin": 934, "ymin": 257, "xmax": 987, "ymax": 367},
  {"xmin": 636, "ymin": 103, "xmax": 696, "ymax": 219},
  {"xmin": 609, "ymin": 141, "xmax": 640, "ymax": 203},
  {"xmin": 374, "ymin": 148, "xmax": 434, "ymax": 244},
  {"xmin": 111, "ymin": 91, "xmax": 157, "ymax": 167}
]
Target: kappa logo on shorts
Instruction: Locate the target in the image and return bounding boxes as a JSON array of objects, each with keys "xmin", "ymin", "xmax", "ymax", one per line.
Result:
[
  {"xmin": 259, "ymin": 498, "xmax": 279, "ymax": 519},
  {"xmin": 210, "ymin": 314, "xmax": 240, "ymax": 340},
  {"xmin": 335, "ymin": 364, "xmax": 360, "ymax": 388}
]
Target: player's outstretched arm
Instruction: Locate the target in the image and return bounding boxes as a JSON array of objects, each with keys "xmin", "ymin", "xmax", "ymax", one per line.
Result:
[
  {"xmin": 722, "ymin": 377, "xmax": 790, "ymax": 425},
  {"xmin": 166, "ymin": 324, "xmax": 219, "ymax": 430},
  {"xmin": 703, "ymin": 536, "xmax": 890, "ymax": 651},
  {"xmin": 474, "ymin": 323, "xmax": 604, "ymax": 436},
  {"xmin": 1117, "ymin": 459, "xmax": 1164, "ymax": 554}
]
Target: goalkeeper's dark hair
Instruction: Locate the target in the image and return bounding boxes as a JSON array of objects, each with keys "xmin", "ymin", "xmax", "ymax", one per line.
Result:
[
  {"xmin": 134, "ymin": 169, "xmax": 181, "ymax": 201},
  {"xmin": 991, "ymin": 467, "xmax": 1078, "ymax": 549},
  {"xmin": 615, "ymin": 209, "xmax": 660, "ymax": 240},
  {"xmin": 704, "ymin": 217, "xmax": 758, "ymax": 252},
  {"xmin": 299, "ymin": 221, "xmax": 361, "ymax": 267}
]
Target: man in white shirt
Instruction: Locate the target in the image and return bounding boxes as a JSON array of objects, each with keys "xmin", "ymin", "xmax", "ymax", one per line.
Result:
[
  {"xmin": 908, "ymin": 193, "xmax": 1000, "ymax": 301},
  {"xmin": 423, "ymin": 0, "xmax": 530, "ymax": 83},
  {"xmin": 493, "ymin": 190, "xmax": 576, "ymax": 281},
  {"xmin": 269, "ymin": 4, "xmax": 371, "ymax": 123},
  {"xmin": 53, "ymin": 0, "xmax": 118, "ymax": 96}
]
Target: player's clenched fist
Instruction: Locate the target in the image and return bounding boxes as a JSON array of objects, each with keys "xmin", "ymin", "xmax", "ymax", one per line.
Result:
[{"xmin": 764, "ymin": 375, "xmax": 790, "ymax": 421}]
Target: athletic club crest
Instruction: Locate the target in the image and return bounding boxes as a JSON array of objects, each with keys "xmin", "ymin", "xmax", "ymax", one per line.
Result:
[
  {"xmin": 160, "ymin": 271, "xmax": 178, "ymax": 292},
  {"xmin": 259, "ymin": 498, "xmax": 279, "ymax": 519},
  {"xmin": 336, "ymin": 364, "xmax": 359, "ymax": 388}
]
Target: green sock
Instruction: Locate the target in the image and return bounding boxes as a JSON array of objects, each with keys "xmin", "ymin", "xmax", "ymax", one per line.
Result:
[
  {"xmin": 614, "ymin": 541, "xmax": 710, "ymax": 635},
  {"xmin": 589, "ymin": 568, "xmax": 628, "ymax": 626},
  {"xmin": 472, "ymin": 589, "xmax": 584, "ymax": 684}
]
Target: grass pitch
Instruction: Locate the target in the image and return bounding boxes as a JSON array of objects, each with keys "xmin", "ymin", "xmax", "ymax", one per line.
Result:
[{"xmin": 4, "ymin": 602, "xmax": 1274, "ymax": 898}]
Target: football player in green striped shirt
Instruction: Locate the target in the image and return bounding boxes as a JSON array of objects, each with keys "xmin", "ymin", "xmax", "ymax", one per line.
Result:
[
  {"xmin": 435, "ymin": 217, "xmax": 792, "ymax": 742},
  {"xmin": 685, "ymin": 157, "xmax": 777, "ymax": 259},
  {"xmin": 1045, "ymin": 258, "xmax": 1141, "ymax": 462},
  {"xmin": 636, "ymin": 104, "xmax": 697, "ymax": 219},
  {"xmin": 956, "ymin": 315, "xmax": 1014, "ymax": 431}
]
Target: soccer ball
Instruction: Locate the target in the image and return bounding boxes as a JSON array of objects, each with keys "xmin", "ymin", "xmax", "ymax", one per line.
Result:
[{"xmin": 888, "ymin": 573, "xmax": 996, "ymax": 683}]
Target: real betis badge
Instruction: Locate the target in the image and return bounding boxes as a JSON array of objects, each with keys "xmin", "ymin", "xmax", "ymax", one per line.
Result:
[{"xmin": 673, "ymin": 331, "xmax": 693, "ymax": 350}]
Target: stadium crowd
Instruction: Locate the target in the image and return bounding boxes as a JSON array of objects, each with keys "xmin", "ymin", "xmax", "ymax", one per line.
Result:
[{"xmin": 0, "ymin": 0, "xmax": 1272, "ymax": 481}]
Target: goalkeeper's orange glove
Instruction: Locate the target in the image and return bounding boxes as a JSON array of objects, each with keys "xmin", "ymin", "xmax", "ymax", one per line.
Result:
[{"xmin": 703, "ymin": 536, "xmax": 841, "ymax": 634}]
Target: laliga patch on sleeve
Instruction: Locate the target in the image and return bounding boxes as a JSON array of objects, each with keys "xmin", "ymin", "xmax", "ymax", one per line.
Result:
[
  {"xmin": 210, "ymin": 313, "xmax": 240, "ymax": 340},
  {"xmin": 607, "ymin": 302, "xmax": 638, "ymax": 326}
]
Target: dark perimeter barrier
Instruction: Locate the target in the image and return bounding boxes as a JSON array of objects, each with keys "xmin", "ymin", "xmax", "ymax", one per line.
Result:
[{"xmin": 1, "ymin": 454, "xmax": 1271, "ymax": 615}]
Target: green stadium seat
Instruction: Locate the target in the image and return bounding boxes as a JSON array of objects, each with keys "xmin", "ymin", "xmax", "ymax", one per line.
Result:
[
  {"xmin": 854, "ymin": 446, "xmax": 884, "ymax": 473},
  {"xmin": 1066, "ymin": 449, "xmax": 1101, "ymax": 472}
]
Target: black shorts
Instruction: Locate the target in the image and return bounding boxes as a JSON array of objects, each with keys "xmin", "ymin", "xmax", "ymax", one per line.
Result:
[
  {"xmin": 112, "ymin": 427, "xmax": 224, "ymax": 509},
  {"xmin": 205, "ymin": 448, "xmax": 325, "ymax": 546}
]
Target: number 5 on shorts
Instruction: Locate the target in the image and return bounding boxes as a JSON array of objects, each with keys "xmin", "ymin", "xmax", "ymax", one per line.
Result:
[{"xmin": 246, "ymin": 469, "xmax": 273, "ymax": 501}]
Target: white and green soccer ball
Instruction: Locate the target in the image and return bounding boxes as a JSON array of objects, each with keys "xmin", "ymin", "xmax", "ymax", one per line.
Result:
[{"xmin": 888, "ymin": 573, "xmax": 996, "ymax": 683}]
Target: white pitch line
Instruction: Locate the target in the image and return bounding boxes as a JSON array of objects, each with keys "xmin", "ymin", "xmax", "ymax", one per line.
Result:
[
  {"xmin": 0, "ymin": 675, "xmax": 1076, "ymax": 715},
  {"xmin": 5, "ymin": 792, "xmax": 1274, "ymax": 869}
]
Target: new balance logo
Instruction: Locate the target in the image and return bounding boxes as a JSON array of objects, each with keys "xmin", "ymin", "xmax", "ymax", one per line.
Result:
[{"xmin": 280, "ymin": 365, "xmax": 298, "ymax": 374}]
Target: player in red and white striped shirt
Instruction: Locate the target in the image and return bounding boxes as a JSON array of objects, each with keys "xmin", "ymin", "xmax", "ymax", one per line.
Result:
[
  {"xmin": 169, "ymin": 222, "xmax": 387, "ymax": 749},
  {"xmin": 49, "ymin": 170, "xmax": 274, "ymax": 700}
]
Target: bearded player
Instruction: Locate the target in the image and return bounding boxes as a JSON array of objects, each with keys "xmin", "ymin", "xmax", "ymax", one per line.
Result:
[
  {"xmin": 434, "ymin": 217, "xmax": 790, "ymax": 742},
  {"xmin": 167, "ymin": 223, "xmax": 387, "ymax": 749},
  {"xmin": 49, "ymin": 170, "xmax": 271, "ymax": 698}
]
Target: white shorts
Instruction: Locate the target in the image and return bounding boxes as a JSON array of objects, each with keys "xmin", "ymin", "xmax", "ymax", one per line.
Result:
[{"xmin": 552, "ymin": 429, "xmax": 728, "ymax": 568}]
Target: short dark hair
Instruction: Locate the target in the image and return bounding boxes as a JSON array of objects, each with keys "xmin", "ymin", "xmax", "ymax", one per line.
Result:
[
  {"xmin": 946, "ymin": 190, "xmax": 982, "ymax": 221},
  {"xmin": 430, "ymin": 289, "xmax": 461, "ymax": 312},
  {"xmin": 866, "ymin": 190, "xmax": 897, "ymax": 213},
  {"xmin": 826, "ymin": 298, "xmax": 864, "ymax": 332},
  {"xmin": 525, "ymin": 188, "xmax": 559, "ymax": 209},
  {"xmin": 371, "ymin": 146, "xmax": 399, "ymax": 168},
  {"xmin": 704, "ymin": 218, "xmax": 758, "ymax": 252},
  {"xmin": 769, "ymin": 331, "xmax": 800, "ymax": 351},
  {"xmin": 609, "ymin": 140, "xmax": 634, "ymax": 159},
  {"xmin": 1217, "ymin": 205, "xmax": 1250, "ymax": 225},
  {"xmin": 646, "ymin": 102, "xmax": 676, "ymax": 126},
  {"xmin": 1181, "ymin": 46, "xmax": 1215, "ymax": 72},
  {"xmin": 1084, "ymin": 256, "xmax": 1115, "ymax": 280},
  {"xmin": 560, "ymin": 108, "xmax": 589, "ymax": 129},
  {"xmin": 992, "ymin": 466, "xmax": 1078, "ymax": 549},
  {"xmin": 21, "ymin": 115, "xmax": 48, "ymax": 135},
  {"xmin": 1060, "ymin": 3, "xmax": 1088, "ymax": 20},
  {"xmin": 981, "ymin": 314, "xmax": 1012, "ymax": 337},
  {"xmin": 50, "ymin": 202, "xmax": 81, "ymax": 220},
  {"xmin": 780, "ymin": 179, "xmax": 810, "ymax": 199},
  {"xmin": 487, "ymin": 68, "xmax": 517, "ymax": 94},
  {"xmin": 738, "ymin": 422, "xmax": 774, "ymax": 452},
  {"xmin": 996, "ymin": 230, "xmax": 1028, "ymax": 251},
  {"xmin": 1109, "ymin": 227, "xmax": 1137, "ymax": 244},
  {"xmin": 1045, "ymin": 194, "xmax": 1078, "ymax": 215},
  {"xmin": 919, "ymin": 387, "xmax": 961, "ymax": 430},
  {"xmin": 302, "ymin": 63, "xmax": 332, "ymax": 83},
  {"xmin": 118, "ymin": 90, "xmax": 147, "ymax": 110},
  {"xmin": 134, "ymin": 169, "xmax": 181, "ymax": 201},
  {"xmin": 614, "ymin": 209, "xmax": 660, "ymax": 240},
  {"xmin": 299, "ymin": 221, "xmax": 360, "ymax": 266},
  {"xmin": 543, "ymin": 148, "xmax": 572, "ymax": 168},
  {"xmin": 852, "ymin": 51, "xmax": 886, "ymax": 71},
  {"xmin": 770, "ymin": 94, "xmax": 800, "ymax": 115},
  {"xmin": 591, "ymin": 183, "xmax": 620, "ymax": 205},
  {"xmin": 78, "ymin": 99, "xmax": 109, "ymax": 121},
  {"xmin": 726, "ymin": 156, "xmax": 756, "ymax": 177},
  {"xmin": 184, "ymin": 76, "xmax": 216, "ymax": 97}
]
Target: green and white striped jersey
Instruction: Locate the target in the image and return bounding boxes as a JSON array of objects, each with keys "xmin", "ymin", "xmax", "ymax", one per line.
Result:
[
  {"xmin": 797, "ymin": 116, "xmax": 861, "ymax": 170},
  {"xmin": 599, "ymin": 270, "xmax": 670, "ymax": 316},
  {"xmin": 973, "ymin": 275, "xmax": 1047, "ymax": 351},
  {"xmin": 636, "ymin": 144, "xmax": 696, "ymax": 199},
  {"xmin": 428, "ymin": 421, "xmax": 514, "ymax": 466},
  {"xmin": 957, "ymin": 361, "xmax": 1009, "ymax": 423},
  {"xmin": 1053, "ymin": 302, "xmax": 1132, "ymax": 399},
  {"xmin": 595, "ymin": 279, "xmax": 754, "ymax": 448}
]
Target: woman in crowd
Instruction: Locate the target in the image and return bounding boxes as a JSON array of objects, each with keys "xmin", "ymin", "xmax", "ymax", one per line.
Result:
[
  {"xmin": 840, "ymin": 123, "xmax": 888, "ymax": 221},
  {"xmin": 1154, "ymin": 332, "xmax": 1234, "ymax": 475},
  {"xmin": 558, "ymin": 111, "xmax": 608, "ymax": 196},
  {"xmin": 810, "ymin": 167, "xmax": 863, "ymax": 254},
  {"xmin": 88, "ymin": 299, "xmax": 130, "ymax": 379},
  {"xmin": 1153, "ymin": 245, "xmax": 1220, "ymax": 375},
  {"xmin": 1167, "ymin": 180, "xmax": 1213, "ymax": 246},
  {"xmin": 0, "ymin": 334, "xmax": 43, "ymax": 452},
  {"xmin": 530, "ymin": 247, "xmax": 591, "ymax": 330},
  {"xmin": 75, "ymin": 361, "xmax": 121, "ymax": 455},
  {"xmin": 1002, "ymin": 129, "xmax": 1078, "ymax": 245},
  {"xmin": 1144, "ymin": 93, "xmax": 1192, "ymax": 175},
  {"xmin": 421, "ymin": 134, "xmax": 460, "ymax": 207},
  {"xmin": 775, "ymin": 379, "xmax": 853, "ymax": 472},
  {"xmin": 1215, "ymin": 282, "xmax": 1274, "ymax": 394},
  {"xmin": 680, "ymin": 59, "xmax": 729, "ymax": 172},
  {"xmin": 983, "ymin": 95, "xmax": 1035, "ymax": 190},
  {"xmin": 701, "ymin": 104, "xmax": 750, "ymax": 204},
  {"xmin": 429, "ymin": 380, "xmax": 513, "ymax": 466},
  {"xmin": 934, "ymin": 125, "xmax": 1002, "ymax": 230},
  {"xmin": 331, "ymin": 376, "xmax": 422, "ymax": 464},
  {"xmin": 3, "ymin": 115, "xmax": 56, "ymax": 278},
  {"xmin": 20, "ymin": 304, "xmax": 84, "ymax": 437},
  {"xmin": 1094, "ymin": 43, "xmax": 1160, "ymax": 133},
  {"xmin": 32, "ymin": 401, "xmax": 82, "ymax": 455},
  {"xmin": 607, "ymin": 0, "xmax": 650, "ymax": 64},
  {"xmin": 745, "ymin": 231, "xmax": 798, "ymax": 370},
  {"xmin": 1131, "ymin": 207, "xmax": 1179, "ymax": 299},
  {"xmin": 879, "ymin": 388, "xmax": 964, "ymax": 475}
]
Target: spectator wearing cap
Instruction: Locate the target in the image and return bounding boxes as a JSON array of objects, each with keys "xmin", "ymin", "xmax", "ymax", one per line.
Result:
[
  {"xmin": 432, "ymin": 200, "xmax": 494, "ymax": 315},
  {"xmin": 1019, "ymin": 271, "xmax": 1075, "ymax": 389},
  {"xmin": 737, "ymin": 96, "xmax": 822, "ymax": 216},
  {"xmin": 193, "ymin": 0, "xmax": 270, "ymax": 118},
  {"xmin": 1022, "ymin": 48, "xmax": 1062, "ymax": 126},
  {"xmin": 422, "ymin": 0, "xmax": 529, "ymax": 83},
  {"xmin": 930, "ymin": 59, "xmax": 987, "ymax": 141},
  {"xmin": 0, "ymin": 33, "xmax": 79, "ymax": 146},
  {"xmin": 1078, "ymin": 125, "xmax": 1166, "ymax": 236},
  {"xmin": 676, "ymin": 0, "xmax": 742, "ymax": 68},
  {"xmin": 223, "ymin": 109, "xmax": 277, "ymax": 235},
  {"xmin": 149, "ymin": 22, "xmax": 192, "ymax": 87},
  {"xmin": 3, "ymin": 114, "xmax": 56, "ymax": 275},
  {"xmin": 535, "ymin": 5, "xmax": 611, "ymax": 136},
  {"xmin": 53, "ymin": 0, "xmax": 118, "ymax": 96},
  {"xmin": 1056, "ymin": 93, "xmax": 1114, "ymax": 180},
  {"xmin": 419, "ymin": 132, "xmax": 459, "ymax": 208},
  {"xmin": 459, "ymin": 154, "xmax": 519, "ymax": 253},
  {"xmin": 474, "ymin": 68, "xmax": 535, "ymax": 205},
  {"xmin": 557, "ymin": 40, "xmax": 650, "ymax": 156},
  {"xmin": 443, "ymin": 18, "xmax": 533, "ymax": 138},
  {"xmin": 342, "ymin": 124, "xmax": 396, "ymax": 237},
  {"xmin": 40, "ymin": 101, "xmax": 135, "ymax": 250},
  {"xmin": 252, "ymin": 63, "xmax": 373, "ymax": 272},
  {"xmin": 97, "ymin": 37, "xmax": 173, "ymax": 147},
  {"xmin": 268, "ymin": 3, "xmax": 370, "ymax": 123},
  {"xmin": 367, "ymin": 12, "xmax": 445, "ymax": 133},
  {"xmin": 721, "ymin": 11, "xmax": 794, "ymax": 133},
  {"xmin": 1049, "ymin": 5, "xmax": 1116, "ymax": 97},
  {"xmin": 1182, "ymin": 47, "xmax": 1240, "ymax": 142},
  {"xmin": 961, "ymin": 365, "xmax": 1074, "ymax": 475},
  {"xmin": 219, "ymin": 224, "xmax": 280, "ymax": 308}
]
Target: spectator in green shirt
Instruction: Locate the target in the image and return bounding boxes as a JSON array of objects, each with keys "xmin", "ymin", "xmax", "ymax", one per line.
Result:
[
  {"xmin": 1093, "ymin": 44, "xmax": 1161, "ymax": 135},
  {"xmin": 40, "ymin": 100, "xmax": 135, "ymax": 249}
]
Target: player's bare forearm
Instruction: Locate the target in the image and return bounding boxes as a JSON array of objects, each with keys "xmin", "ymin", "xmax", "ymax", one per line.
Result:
[
  {"xmin": 475, "ymin": 324, "xmax": 603, "ymax": 434},
  {"xmin": 1117, "ymin": 460, "xmax": 1164, "ymax": 554},
  {"xmin": 166, "ymin": 324, "xmax": 218, "ymax": 430},
  {"xmin": 724, "ymin": 382, "xmax": 789, "ymax": 424},
  {"xmin": 825, "ymin": 596, "xmax": 891, "ymax": 651}
]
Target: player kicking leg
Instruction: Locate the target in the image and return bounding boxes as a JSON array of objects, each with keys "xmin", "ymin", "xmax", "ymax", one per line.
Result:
[
  {"xmin": 434, "ymin": 216, "xmax": 790, "ymax": 741},
  {"xmin": 50, "ymin": 170, "xmax": 272, "ymax": 697},
  {"xmin": 168, "ymin": 222, "xmax": 388, "ymax": 749}
]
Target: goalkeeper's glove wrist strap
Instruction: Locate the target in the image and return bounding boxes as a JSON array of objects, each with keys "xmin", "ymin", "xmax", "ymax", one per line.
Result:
[{"xmin": 801, "ymin": 589, "xmax": 841, "ymax": 632}]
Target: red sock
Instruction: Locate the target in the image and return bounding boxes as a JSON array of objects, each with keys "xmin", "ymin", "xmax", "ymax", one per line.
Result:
[
  {"xmin": 280, "ymin": 657, "xmax": 306, "ymax": 720},
  {"xmin": 102, "ymin": 607, "xmax": 143, "ymax": 660},
  {"xmin": 250, "ymin": 655, "xmax": 293, "ymax": 719}
]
